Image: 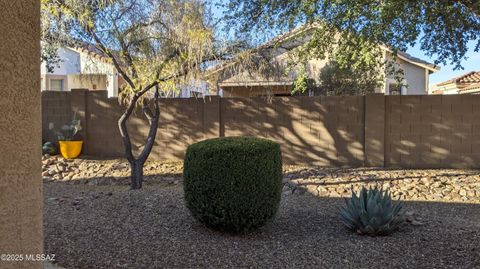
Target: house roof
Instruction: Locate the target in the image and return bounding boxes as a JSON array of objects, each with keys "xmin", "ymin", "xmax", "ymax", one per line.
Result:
[
  {"xmin": 459, "ymin": 83, "xmax": 480, "ymax": 93},
  {"xmin": 209, "ymin": 24, "xmax": 440, "ymax": 79},
  {"xmin": 437, "ymin": 71, "xmax": 480, "ymax": 86},
  {"xmin": 396, "ymin": 51, "xmax": 440, "ymax": 72},
  {"xmin": 69, "ymin": 42, "xmax": 113, "ymax": 64}
]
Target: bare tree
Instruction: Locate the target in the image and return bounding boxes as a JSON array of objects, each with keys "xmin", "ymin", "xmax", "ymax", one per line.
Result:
[{"xmin": 42, "ymin": 0, "xmax": 232, "ymax": 189}]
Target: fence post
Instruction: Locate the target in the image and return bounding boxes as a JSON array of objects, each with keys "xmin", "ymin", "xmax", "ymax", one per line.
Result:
[
  {"xmin": 202, "ymin": 96, "xmax": 221, "ymax": 139},
  {"xmin": 364, "ymin": 93, "xmax": 385, "ymax": 167},
  {"xmin": 70, "ymin": 88, "xmax": 88, "ymax": 151}
]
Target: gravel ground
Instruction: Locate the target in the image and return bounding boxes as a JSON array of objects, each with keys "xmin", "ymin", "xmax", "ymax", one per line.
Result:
[
  {"xmin": 45, "ymin": 180, "xmax": 480, "ymax": 269},
  {"xmin": 43, "ymin": 157, "xmax": 480, "ymax": 203}
]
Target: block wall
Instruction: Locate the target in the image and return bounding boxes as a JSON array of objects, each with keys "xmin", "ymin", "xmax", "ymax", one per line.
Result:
[
  {"xmin": 42, "ymin": 91, "xmax": 480, "ymax": 168},
  {"xmin": 385, "ymin": 95, "xmax": 480, "ymax": 168},
  {"xmin": 221, "ymin": 96, "xmax": 365, "ymax": 165}
]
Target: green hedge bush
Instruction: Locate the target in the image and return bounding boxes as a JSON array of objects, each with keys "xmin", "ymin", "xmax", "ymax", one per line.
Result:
[{"xmin": 183, "ymin": 137, "xmax": 283, "ymax": 233}]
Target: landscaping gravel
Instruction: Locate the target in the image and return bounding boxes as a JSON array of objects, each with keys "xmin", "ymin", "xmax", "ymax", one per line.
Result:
[
  {"xmin": 44, "ymin": 169, "xmax": 480, "ymax": 269},
  {"xmin": 42, "ymin": 156, "xmax": 480, "ymax": 203}
]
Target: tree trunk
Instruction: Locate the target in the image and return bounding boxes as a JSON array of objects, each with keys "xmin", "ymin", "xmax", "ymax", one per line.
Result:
[
  {"xmin": 130, "ymin": 160, "xmax": 144, "ymax": 190},
  {"xmin": 118, "ymin": 87, "xmax": 160, "ymax": 190}
]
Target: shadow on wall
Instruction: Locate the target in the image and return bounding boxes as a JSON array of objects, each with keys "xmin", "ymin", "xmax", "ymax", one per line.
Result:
[
  {"xmin": 84, "ymin": 91, "xmax": 214, "ymax": 161},
  {"xmin": 385, "ymin": 95, "xmax": 480, "ymax": 169},
  {"xmin": 222, "ymin": 96, "xmax": 365, "ymax": 166},
  {"xmin": 42, "ymin": 91, "xmax": 73, "ymax": 143},
  {"xmin": 42, "ymin": 91, "xmax": 480, "ymax": 168},
  {"xmin": 43, "ymin": 92, "xmax": 365, "ymax": 165}
]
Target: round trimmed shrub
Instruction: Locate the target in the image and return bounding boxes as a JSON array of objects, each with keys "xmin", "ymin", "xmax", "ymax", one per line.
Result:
[{"xmin": 183, "ymin": 136, "xmax": 283, "ymax": 233}]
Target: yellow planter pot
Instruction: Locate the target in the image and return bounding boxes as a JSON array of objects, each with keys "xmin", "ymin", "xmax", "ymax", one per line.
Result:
[{"xmin": 58, "ymin": 141, "xmax": 83, "ymax": 159}]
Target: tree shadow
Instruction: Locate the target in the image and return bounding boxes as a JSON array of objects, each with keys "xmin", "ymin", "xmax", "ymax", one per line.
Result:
[{"xmin": 222, "ymin": 95, "xmax": 364, "ymax": 166}]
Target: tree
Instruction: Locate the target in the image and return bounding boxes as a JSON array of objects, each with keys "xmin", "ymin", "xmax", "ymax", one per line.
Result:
[
  {"xmin": 318, "ymin": 61, "xmax": 382, "ymax": 96},
  {"xmin": 222, "ymin": 0, "xmax": 480, "ymax": 78},
  {"xmin": 41, "ymin": 0, "xmax": 225, "ymax": 189}
]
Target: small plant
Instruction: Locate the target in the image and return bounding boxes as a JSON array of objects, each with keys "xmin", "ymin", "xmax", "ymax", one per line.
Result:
[
  {"xmin": 340, "ymin": 186, "xmax": 404, "ymax": 236},
  {"xmin": 42, "ymin": 142, "xmax": 57, "ymax": 155},
  {"xmin": 50, "ymin": 113, "xmax": 82, "ymax": 141},
  {"xmin": 183, "ymin": 137, "xmax": 283, "ymax": 233}
]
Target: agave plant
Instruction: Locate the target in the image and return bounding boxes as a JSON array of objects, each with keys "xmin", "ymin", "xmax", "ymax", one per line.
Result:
[
  {"xmin": 50, "ymin": 112, "xmax": 82, "ymax": 141},
  {"xmin": 340, "ymin": 186, "xmax": 404, "ymax": 236}
]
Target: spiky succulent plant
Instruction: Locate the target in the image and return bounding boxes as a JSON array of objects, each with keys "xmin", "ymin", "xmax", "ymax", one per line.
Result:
[{"xmin": 340, "ymin": 186, "xmax": 404, "ymax": 236}]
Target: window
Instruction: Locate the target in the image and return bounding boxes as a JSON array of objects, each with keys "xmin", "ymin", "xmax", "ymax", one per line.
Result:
[
  {"xmin": 389, "ymin": 83, "xmax": 401, "ymax": 95},
  {"xmin": 50, "ymin": 79, "xmax": 64, "ymax": 91}
]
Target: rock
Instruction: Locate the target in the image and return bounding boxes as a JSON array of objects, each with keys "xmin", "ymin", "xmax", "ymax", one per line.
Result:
[
  {"xmin": 467, "ymin": 190, "xmax": 476, "ymax": 197},
  {"xmin": 329, "ymin": 191, "xmax": 341, "ymax": 198},
  {"xmin": 293, "ymin": 187, "xmax": 307, "ymax": 195},
  {"xmin": 410, "ymin": 220, "xmax": 425, "ymax": 226}
]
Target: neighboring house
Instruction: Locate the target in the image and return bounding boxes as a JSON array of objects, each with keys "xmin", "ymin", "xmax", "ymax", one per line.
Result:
[
  {"xmin": 210, "ymin": 27, "xmax": 439, "ymax": 97},
  {"xmin": 432, "ymin": 71, "xmax": 480, "ymax": 95},
  {"xmin": 41, "ymin": 45, "xmax": 124, "ymax": 97}
]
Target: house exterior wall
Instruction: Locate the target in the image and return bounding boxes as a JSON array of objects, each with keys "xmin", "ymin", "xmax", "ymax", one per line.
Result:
[
  {"xmin": 402, "ymin": 60, "xmax": 428, "ymax": 95},
  {"xmin": 384, "ymin": 55, "xmax": 429, "ymax": 95},
  {"xmin": 41, "ymin": 47, "xmax": 120, "ymax": 97},
  {"xmin": 220, "ymin": 48, "xmax": 432, "ymax": 97},
  {"xmin": 68, "ymin": 74, "xmax": 108, "ymax": 91},
  {"xmin": 222, "ymin": 85, "xmax": 293, "ymax": 97},
  {"xmin": 79, "ymin": 52, "xmax": 114, "ymax": 74},
  {"xmin": 41, "ymin": 47, "xmax": 81, "ymax": 75},
  {"xmin": 0, "ymin": 1, "xmax": 43, "ymax": 268}
]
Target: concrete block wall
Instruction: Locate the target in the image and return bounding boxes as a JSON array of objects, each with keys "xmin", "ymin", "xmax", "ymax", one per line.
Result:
[
  {"xmin": 42, "ymin": 91, "xmax": 480, "ymax": 168},
  {"xmin": 42, "ymin": 91, "xmax": 73, "ymax": 142},
  {"xmin": 221, "ymin": 96, "xmax": 365, "ymax": 165},
  {"xmin": 385, "ymin": 95, "xmax": 480, "ymax": 168},
  {"xmin": 44, "ymin": 90, "xmax": 220, "ymax": 160}
]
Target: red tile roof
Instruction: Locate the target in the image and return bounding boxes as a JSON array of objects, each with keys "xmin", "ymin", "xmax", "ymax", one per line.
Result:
[
  {"xmin": 437, "ymin": 71, "xmax": 480, "ymax": 86},
  {"xmin": 459, "ymin": 83, "xmax": 480, "ymax": 92}
]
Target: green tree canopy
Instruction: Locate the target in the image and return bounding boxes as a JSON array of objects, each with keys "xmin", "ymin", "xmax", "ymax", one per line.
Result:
[{"xmin": 222, "ymin": 0, "xmax": 480, "ymax": 71}]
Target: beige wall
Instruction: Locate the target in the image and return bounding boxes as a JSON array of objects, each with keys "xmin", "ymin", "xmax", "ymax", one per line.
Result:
[
  {"xmin": 222, "ymin": 85, "xmax": 293, "ymax": 97},
  {"xmin": 0, "ymin": 1, "xmax": 43, "ymax": 269},
  {"xmin": 222, "ymin": 96, "xmax": 365, "ymax": 165},
  {"xmin": 43, "ymin": 91, "xmax": 365, "ymax": 166},
  {"xmin": 219, "ymin": 44, "xmax": 431, "ymax": 95},
  {"xmin": 402, "ymin": 59, "xmax": 428, "ymax": 95},
  {"xmin": 43, "ymin": 91, "xmax": 480, "ymax": 168},
  {"xmin": 68, "ymin": 74, "xmax": 107, "ymax": 91},
  {"xmin": 385, "ymin": 95, "xmax": 480, "ymax": 168}
]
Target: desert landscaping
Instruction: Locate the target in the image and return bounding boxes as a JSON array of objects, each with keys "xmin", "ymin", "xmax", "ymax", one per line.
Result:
[{"xmin": 43, "ymin": 156, "xmax": 480, "ymax": 268}]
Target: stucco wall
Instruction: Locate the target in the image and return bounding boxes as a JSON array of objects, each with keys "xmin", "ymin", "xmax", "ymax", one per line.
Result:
[
  {"xmin": 402, "ymin": 60, "xmax": 427, "ymax": 95},
  {"xmin": 68, "ymin": 74, "xmax": 108, "ymax": 91},
  {"xmin": 41, "ymin": 47, "xmax": 81, "ymax": 75},
  {"xmin": 0, "ymin": 1, "xmax": 43, "ymax": 269}
]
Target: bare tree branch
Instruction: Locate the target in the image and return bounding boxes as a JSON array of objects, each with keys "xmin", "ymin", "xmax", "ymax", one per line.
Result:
[{"xmin": 88, "ymin": 29, "xmax": 137, "ymax": 90}]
